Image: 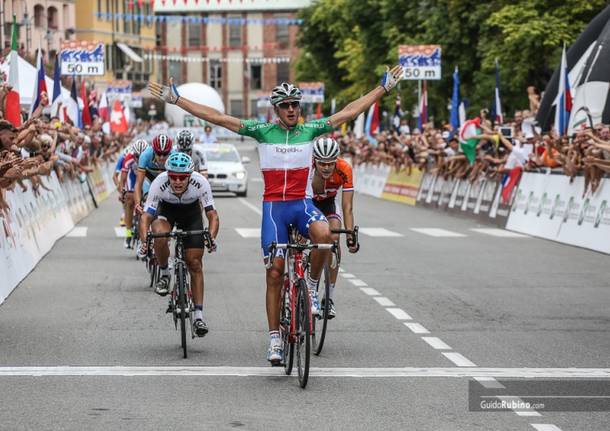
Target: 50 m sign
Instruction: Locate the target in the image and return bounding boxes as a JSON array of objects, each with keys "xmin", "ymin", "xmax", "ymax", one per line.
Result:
[
  {"xmin": 60, "ymin": 42, "xmax": 105, "ymax": 76},
  {"xmin": 398, "ymin": 45, "xmax": 441, "ymax": 80}
]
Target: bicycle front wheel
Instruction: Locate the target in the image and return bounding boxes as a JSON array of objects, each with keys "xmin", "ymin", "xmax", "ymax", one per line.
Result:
[
  {"xmin": 313, "ymin": 263, "xmax": 331, "ymax": 356},
  {"xmin": 295, "ymin": 278, "xmax": 311, "ymax": 388},
  {"xmin": 280, "ymin": 275, "xmax": 294, "ymax": 375},
  {"xmin": 176, "ymin": 262, "xmax": 188, "ymax": 359}
]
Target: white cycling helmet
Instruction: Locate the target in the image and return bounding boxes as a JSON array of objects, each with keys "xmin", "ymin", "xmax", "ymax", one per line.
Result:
[
  {"xmin": 130, "ymin": 139, "xmax": 149, "ymax": 157},
  {"xmin": 270, "ymin": 82, "xmax": 302, "ymax": 106},
  {"xmin": 313, "ymin": 137, "xmax": 340, "ymax": 161}
]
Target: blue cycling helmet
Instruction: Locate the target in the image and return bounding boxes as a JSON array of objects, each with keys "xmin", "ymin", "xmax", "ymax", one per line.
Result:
[{"xmin": 165, "ymin": 152, "xmax": 194, "ymax": 174}]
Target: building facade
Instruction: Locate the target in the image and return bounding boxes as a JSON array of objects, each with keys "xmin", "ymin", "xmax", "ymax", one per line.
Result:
[
  {"xmin": 74, "ymin": 0, "xmax": 157, "ymax": 89},
  {"xmin": 1, "ymin": 0, "xmax": 76, "ymax": 62},
  {"xmin": 155, "ymin": 0, "xmax": 312, "ymax": 118}
]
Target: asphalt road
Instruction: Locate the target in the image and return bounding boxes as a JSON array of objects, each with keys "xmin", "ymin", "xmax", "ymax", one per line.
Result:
[{"xmin": 1, "ymin": 141, "xmax": 608, "ymax": 431}]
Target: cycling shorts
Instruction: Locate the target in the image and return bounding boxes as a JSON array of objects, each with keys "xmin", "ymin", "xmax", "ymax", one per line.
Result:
[
  {"xmin": 156, "ymin": 201, "xmax": 205, "ymax": 249},
  {"xmin": 261, "ymin": 199, "xmax": 327, "ymax": 258},
  {"xmin": 312, "ymin": 196, "xmax": 341, "ymax": 220}
]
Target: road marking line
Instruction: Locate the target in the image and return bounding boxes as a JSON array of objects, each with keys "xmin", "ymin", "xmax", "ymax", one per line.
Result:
[
  {"xmin": 515, "ymin": 411, "xmax": 542, "ymax": 417},
  {"xmin": 421, "ymin": 337, "xmax": 451, "ymax": 350},
  {"xmin": 473, "ymin": 377, "xmax": 505, "ymax": 389},
  {"xmin": 359, "ymin": 228, "xmax": 404, "ymax": 237},
  {"xmin": 114, "ymin": 227, "xmax": 126, "ymax": 238},
  {"xmin": 410, "ymin": 228, "xmax": 466, "ymax": 237},
  {"xmin": 373, "ymin": 297, "xmax": 395, "ymax": 307},
  {"xmin": 470, "ymin": 228, "xmax": 528, "ymax": 238},
  {"xmin": 442, "ymin": 352, "xmax": 477, "ymax": 367},
  {"xmin": 348, "ymin": 279, "xmax": 368, "ymax": 287},
  {"xmin": 234, "ymin": 228, "xmax": 260, "ymax": 238},
  {"xmin": 404, "ymin": 322, "xmax": 430, "ymax": 334},
  {"xmin": 531, "ymin": 425, "xmax": 563, "ymax": 431},
  {"xmin": 386, "ymin": 308, "xmax": 412, "ymax": 320},
  {"xmin": 360, "ymin": 287, "xmax": 381, "ymax": 296},
  {"xmin": 238, "ymin": 198, "xmax": 262, "ymax": 216},
  {"xmin": 66, "ymin": 227, "xmax": 88, "ymax": 237},
  {"xmin": 340, "ymin": 273, "xmax": 356, "ymax": 279},
  {"xmin": 1, "ymin": 367, "xmax": 608, "ymax": 378}
]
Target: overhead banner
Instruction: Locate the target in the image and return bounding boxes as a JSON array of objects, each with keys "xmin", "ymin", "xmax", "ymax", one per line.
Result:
[
  {"xmin": 506, "ymin": 173, "xmax": 610, "ymax": 254},
  {"xmin": 398, "ymin": 45, "xmax": 442, "ymax": 80},
  {"xmin": 60, "ymin": 41, "xmax": 105, "ymax": 76},
  {"xmin": 299, "ymin": 82, "xmax": 325, "ymax": 104}
]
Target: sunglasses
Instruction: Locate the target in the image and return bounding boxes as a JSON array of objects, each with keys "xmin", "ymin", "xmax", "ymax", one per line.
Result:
[
  {"xmin": 278, "ymin": 101, "xmax": 300, "ymax": 110},
  {"xmin": 168, "ymin": 173, "xmax": 190, "ymax": 181}
]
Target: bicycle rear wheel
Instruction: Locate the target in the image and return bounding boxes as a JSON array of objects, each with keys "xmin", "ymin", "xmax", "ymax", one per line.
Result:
[
  {"xmin": 176, "ymin": 263, "xmax": 188, "ymax": 359},
  {"xmin": 295, "ymin": 278, "xmax": 311, "ymax": 388},
  {"xmin": 313, "ymin": 263, "xmax": 331, "ymax": 356}
]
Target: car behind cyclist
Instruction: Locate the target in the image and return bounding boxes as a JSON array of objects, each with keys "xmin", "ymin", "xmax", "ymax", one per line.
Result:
[
  {"xmin": 311, "ymin": 137, "xmax": 360, "ymax": 319},
  {"xmin": 141, "ymin": 152, "xmax": 219, "ymax": 337}
]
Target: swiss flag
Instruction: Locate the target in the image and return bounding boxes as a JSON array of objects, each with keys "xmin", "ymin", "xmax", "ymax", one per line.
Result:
[{"xmin": 110, "ymin": 100, "xmax": 128, "ymax": 133}]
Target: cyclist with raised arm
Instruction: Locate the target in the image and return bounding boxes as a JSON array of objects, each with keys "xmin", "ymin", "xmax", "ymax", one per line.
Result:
[
  {"xmin": 175, "ymin": 129, "xmax": 208, "ymax": 177},
  {"xmin": 149, "ymin": 65, "xmax": 402, "ymax": 363},
  {"xmin": 141, "ymin": 152, "xmax": 219, "ymax": 337},
  {"xmin": 119, "ymin": 139, "xmax": 149, "ymax": 249},
  {"xmin": 135, "ymin": 134, "xmax": 174, "ymax": 258},
  {"xmin": 311, "ymin": 137, "xmax": 359, "ymax": 319}
]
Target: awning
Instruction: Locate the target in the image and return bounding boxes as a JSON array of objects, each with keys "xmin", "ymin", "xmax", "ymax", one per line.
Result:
[{"xmin": 116, "ymin": 42, "xmax": 143, "ymax": 63}]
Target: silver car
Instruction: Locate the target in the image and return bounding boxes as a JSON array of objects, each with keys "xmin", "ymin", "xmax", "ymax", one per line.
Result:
[{"xmin": 199, "ymin": 144, "xmax": 249, "ymax": 197}]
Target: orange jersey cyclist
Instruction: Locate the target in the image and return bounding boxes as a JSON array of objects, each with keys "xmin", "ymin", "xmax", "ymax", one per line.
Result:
[
  {"xmin": 148, "ymin": 64, "xmax": 403, "ymax": 364},
  {"xmin": 311, "ymin": 137, "xmax": 359, "ymax": 319}
]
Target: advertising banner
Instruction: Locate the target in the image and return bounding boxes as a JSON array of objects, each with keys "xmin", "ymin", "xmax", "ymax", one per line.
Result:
[
  {"xmin": 398, "ymin": 45, "xmax": 442, "ymax": 80},
  {"xmin": 381, "ymin": 168, "xmax": 423, "ymax": 205},
  {"xmin": 60, "ymin": 41, "xmax": 105, "ymax": 76},
  {"xmin": 353, "ymin": 163, "xmax": 390, "ymax": 198},
  {"xmin": 506, "ymin": 172, "xmax": 610, "ymax": 254}
]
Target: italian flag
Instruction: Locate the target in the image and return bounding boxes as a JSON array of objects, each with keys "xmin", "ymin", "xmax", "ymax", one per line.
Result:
[
  {"xmin": 5, "ymin": 15, "xmax": 21, "ymax": 128},
  {"xmin": 459, "ymin": 117, "xmax": 481, "ymax": 165}
]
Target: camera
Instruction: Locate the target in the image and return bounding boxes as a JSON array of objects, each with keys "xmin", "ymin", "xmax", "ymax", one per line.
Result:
[{"xmin": 499, "ymin": 127, "xmax": 513, "ymax": 138}]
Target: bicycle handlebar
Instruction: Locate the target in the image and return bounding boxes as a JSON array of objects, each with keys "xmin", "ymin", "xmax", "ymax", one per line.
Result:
[
  {"xmin": 148, "ymin": 228, "xmax": 214, "ymax": 250},
  {"xmin": 265, "ymin": 241, "xmax": 336, "ymax": 269},
  {"xmin": 331, "ymin": 225, "xmax": 359, "ymax": 245}
]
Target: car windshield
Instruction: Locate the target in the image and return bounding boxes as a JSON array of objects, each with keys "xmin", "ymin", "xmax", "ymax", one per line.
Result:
[{"xmin": 203, "ymin": 148, "xmax": 240, "ymax": 162}]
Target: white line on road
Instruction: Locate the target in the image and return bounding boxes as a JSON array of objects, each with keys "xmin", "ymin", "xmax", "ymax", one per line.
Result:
[
  {"xmin": 404, "ymin": 322, "xmax": 430, "ymax": 334},
  {"xmin": 410, "ymin": 228, "xmax": 467, "ymax": 238},
  {"xmin": 470, "ymin": 228, "xmax": 528, "ymax": 238},
  {"xmin": 473, "ymin": 377, "xmax": 505, "ymax": 389},
  {"xmin": 360, "ymin": 287, "xmax": 381, "ymax": 296},
  {"xmin": 531, "ymin": 425, "xmax": 563, "ymax": 431},
  {"xmin": 340, "ymin": 273, "xmax": 356, "ymax": 279},
  {"xmin": 373, "ymin": 297, "xmax": 395, "ymax": 307},
  {"xmin": 235, "ymin": 228, "xmax": 260, "ymax": 238},
  {"xmin": 421, "ymin": 337, "xmax": 451, "ymax": 350},
  {"xmin": 114, "ymin": 227, "xmax": 126, "ymax": 238},
  {"xmin": 442, "ymin": 352, "xmax": 477, "ymax": 367},
  {"xmin": 386, "ymin": 308, "xmax": 412, "ymax": 320},
  {"xmin": 515, "ymin": 411, "xmax": 542, "ymax": 417},
  {"xmin": 66, "ymin": 227, "xmax": 88, "ymax": 237},
  {"xmin": 359, "ymin": 228, "xmax": 404, "ymax": 237},
  {"xmin": 348, "ymin": 279, "xmax": 368, "ymax": 287},
  {"xmin": 238, "ymin": 198, "xmax": 262, "ymax": 216},
  {"xmin": 1, "ymin": 367, "xmax": 608, "ymax": 378}
]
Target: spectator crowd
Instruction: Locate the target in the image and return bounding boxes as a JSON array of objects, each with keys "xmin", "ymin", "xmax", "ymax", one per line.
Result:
[{"xmin": 339, "ymin": 90, "xmax": 610, "ymax": 196}]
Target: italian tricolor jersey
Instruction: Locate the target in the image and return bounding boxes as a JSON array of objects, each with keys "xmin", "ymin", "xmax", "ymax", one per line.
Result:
[{"xmin": 238, "ymin": 118, "xmax": 334, "ymax": 201}]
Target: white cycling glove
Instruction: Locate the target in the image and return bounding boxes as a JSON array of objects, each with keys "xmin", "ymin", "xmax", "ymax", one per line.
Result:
[{"xmin": 380, "ymin": 65, "xmax": 403, "ymax": 93}]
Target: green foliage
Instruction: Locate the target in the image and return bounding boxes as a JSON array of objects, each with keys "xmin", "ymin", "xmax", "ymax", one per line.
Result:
[{"xmin": 296, "ymin": 0, "xmax": 607, "ymax": 123}]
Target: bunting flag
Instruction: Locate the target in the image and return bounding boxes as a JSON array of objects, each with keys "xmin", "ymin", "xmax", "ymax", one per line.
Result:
[
  {"xmin": 450, "ymin": 66, "xmax": 460, "ymax": 132},
  {"xmin": 30, "ymin": 50, "xmax": 48, "ymax": 115},
  {"xmin": 92, "ymin": 12, "xmax": 304, "ymax": 26},
  {"xmin": 5, "ymin": 15, "xmax": 21, "ymax": 127},
  {"xmin": 98, "ymin": 91, "xmax": 109, "ymax": 122},
  {"xmin": 80, "ymin": 81, "xmax": 92, "ymax": 127},
  {"xmin": 554, "ymin": 44, "xmax": 572, "ymax": 136},
  {"xmin": 491, "ymin": 59, "xmax": 503, "ymax": 125},
  {"xmin": 110, "ymin": 100, "xmax": 128, "ymax": 133}
]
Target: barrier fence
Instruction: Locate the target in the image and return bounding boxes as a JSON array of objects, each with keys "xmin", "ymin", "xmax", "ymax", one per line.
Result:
[
  {"xmin": 0, "ymin": 161, "xmax": 116, "ymax": 304},
  {"xmin": 353, "ymin": 162, "xmax": 609, "ymax": 254}
]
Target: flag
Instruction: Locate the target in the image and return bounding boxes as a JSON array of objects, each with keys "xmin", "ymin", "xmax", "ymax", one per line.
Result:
[
  {"xmin": 450, "ymin": 66, "xmax": 460, "ymax": 132},
  {"xmin": 110, "ymin": 100, "xmax": 128, "ymax": 133},
  {"xmin": 392, "ymin": 93, "xmax": 402, "ymax": 130},
  {"xmin": 80, "ymin": 81, "xmax": 92, "ymax": 126},
  {"xmin": 501, "ymin": 167, "xmax": 522, "ymax": 205},
  {"xmin": 69, "ymin": 76, "xmax": 82, "ymax": 128},
  {"xmin": 417, "ymin": 81, "xmax": 427, "ymax": 130},
  {"xmin": 5, "ymin": 15, "xmax": 21, "ymax": 127},
  {"xmin": 353, "ymin": 111, "xmax": 365, "ymax": 138},
  {"xmin": 554, "ymin": 44, "xmax": 572, "ymax": 135},
  {"xmin": 315, "ymin": 103, "xmax": 322, "ymax": 119},
  {"xmin": 50, "ymin": 54, "xmax": 62, "ymax": 116},
  {"xmin": 30, "ymin": 50, "xmax": 48, "ymax": 115},
  {"xmin": 330, "ymin": 98, "xmax": 336, "ymax": 115},
  {"xmin": 459, "ymin": 117, "xmax": 481, "ymax": 165},
  {"xmin": 365, "ymin": 101, "xmax": 379, "ymax": 143},
  {"xmin": 99, "ymin": 92, "xmax": 110, "ymax": 122},
  {"xmin": 491, "ymin": 59, "xmax": 503, "ymax": 125}
]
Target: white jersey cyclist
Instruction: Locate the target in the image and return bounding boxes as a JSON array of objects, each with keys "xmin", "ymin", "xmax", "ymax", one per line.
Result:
[{"xmin": 144, "ymin": 171, "xmax": 215, "ymax": 216}]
